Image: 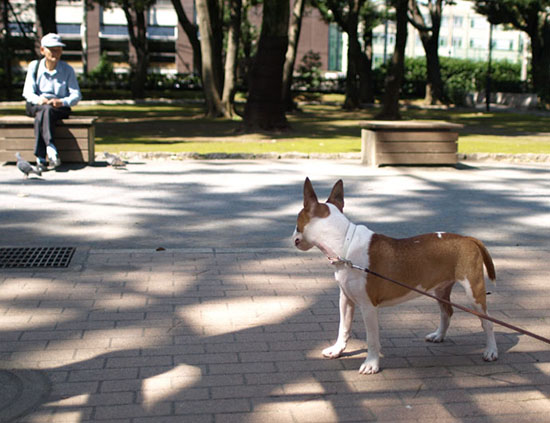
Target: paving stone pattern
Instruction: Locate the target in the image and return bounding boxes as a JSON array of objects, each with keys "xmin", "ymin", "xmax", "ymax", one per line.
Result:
[{"xmin": 0, "ymin": 246, "xmax": 549, "ymax": 422}]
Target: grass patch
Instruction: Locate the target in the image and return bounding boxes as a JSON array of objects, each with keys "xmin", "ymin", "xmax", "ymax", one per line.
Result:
[
  {"xmin": 1, "ymin": 99, "xmax": 549, "ymax": 155},
  {"xmin": 459, "ymin": 135, "xmax": 550, "ymax": 154}
]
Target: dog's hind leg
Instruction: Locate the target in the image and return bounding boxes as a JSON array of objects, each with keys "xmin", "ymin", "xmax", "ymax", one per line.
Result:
[
  {"xmin": 460, "ymin": 278, "xmax": 498, "ymax": 361},
  {"xmin": 425, "ymin": 285, "xmax": 454, "ymax": 343},
  {"xmin": 323, "ymin": 289, "xmax": 355, "ymax": 359}
]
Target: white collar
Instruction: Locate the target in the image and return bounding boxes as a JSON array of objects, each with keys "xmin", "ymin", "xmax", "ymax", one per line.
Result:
[{"xmin": 341, "ymin": 222, "xmax": 357, "ymax": 259}]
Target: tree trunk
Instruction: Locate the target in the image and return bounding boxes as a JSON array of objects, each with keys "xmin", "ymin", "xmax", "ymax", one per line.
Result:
[
  {"xmin": 222, "ymin": 0, "xmax": 242, "ymax": 118},
  {"xmin": 343, "ymin": 12, "xmax": 361, "ymax": 110},
  {"xmin": 359, "ymin": 28, "xmax": 374, "ymax": 104},
  {"xmin": 35, "ymin": 0, "xmax": 57, "ymax": 35},
  {"xmin": 408, "ymin": 0, "xmax": 445, "ymax": 105},
  {"xmin": 528, "ymin": 24, "xmax": 550, "ymax": 106},
  {"xmin": 282, "ymin": 0, "xmax": 306, "ymax": 111},
  {"xmin": 377, "ymin": 0, "xmax": 408, "ymax": 120},
  {"xmin": 316, "ymin": 0, "xmax": 370, "ymax": 110},
  {"xmin": 239, "ymin": 0, "xmax": 255, "ymax": 91},
  {"xmin": 170, "ymin": 0, "xmax": 202, "ymax": 76},
  {"xmin": 344, "ymin": 33, "xmax": 362, "ymax": 110},
  {"xmin": 243, "ymin": 0, "xmax": 290, "ymax": 131},
  {"xmin": 422, "ymin": 35, "xmax": 445, "ymax": 104},
  {"xmin": 196, "ymin": 0, "xmax": 225, "ymax": 117},
  {"xmin": 2, "ymin": 0, "xmax": 12, "ymax": 99},
  {"xmin": 122, "ymin": 1, "xmax": 149, "ymax": 99}
]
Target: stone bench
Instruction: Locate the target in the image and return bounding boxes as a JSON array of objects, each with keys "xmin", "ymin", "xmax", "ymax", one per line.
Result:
[
  {"xmin": 0, "ymin": 115, "xmax": 97, "ymax": 164},
  {"xmin": 360, "ymin": 120, "xmax": 463, "ymax": 167}
]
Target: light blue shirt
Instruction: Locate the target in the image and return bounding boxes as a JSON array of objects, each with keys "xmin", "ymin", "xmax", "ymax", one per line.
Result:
[{"xmin": 23, "ymin": 59, "xmax": 82, "ymax": 107}]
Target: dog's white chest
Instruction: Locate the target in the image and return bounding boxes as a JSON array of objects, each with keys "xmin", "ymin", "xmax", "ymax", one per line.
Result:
[
  {"xmin": 335, "ymin": 268, "xmax": 370, "ymax": 304},
  {"xmin": 333, "ymin": 226, "xmax": 373, "ymax": 305}
]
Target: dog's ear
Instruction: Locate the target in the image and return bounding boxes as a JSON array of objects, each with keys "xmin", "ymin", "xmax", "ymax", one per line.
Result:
[
  {"xmin": 303, "ymin": 177, "xmax": 319, "ymax": 210},
  {"xmin": 327, "ymin": 179, "xmax": 344, "ymax": 212}
]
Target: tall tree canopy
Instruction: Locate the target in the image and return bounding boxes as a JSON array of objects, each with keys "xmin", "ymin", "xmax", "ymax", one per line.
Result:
[{"xmin": 474, "ymin": 0, "xmax": 550, "ymax": 105}]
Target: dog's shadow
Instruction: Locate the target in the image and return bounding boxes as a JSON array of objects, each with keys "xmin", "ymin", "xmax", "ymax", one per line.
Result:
[
  {"xmin": 335, "ymin": 331, "xmax": 524, "ymax": 372},
  {"xmin": 338, "ymin": 348, "xmax": 367, "ymax": 358}
]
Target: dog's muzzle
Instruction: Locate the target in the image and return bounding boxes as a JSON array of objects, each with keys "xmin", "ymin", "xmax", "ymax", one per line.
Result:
[{"xmin": 292, "ymin": 228, "xmax": 313, "ymax": 251}]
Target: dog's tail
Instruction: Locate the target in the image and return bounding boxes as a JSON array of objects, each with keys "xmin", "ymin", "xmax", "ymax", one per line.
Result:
[{"xmin": 469, "ymin": 237, "xmax": 496, "ymax": 283}]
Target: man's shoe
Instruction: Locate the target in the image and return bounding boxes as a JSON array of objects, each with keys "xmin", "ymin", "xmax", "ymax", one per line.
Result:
[
  {"xmin": 46, "ymin": 145, "xmax": 61, "ymax": 168},
  {"xmin": 36, "ymin": 158, "xmax": 48, "ymax": 172}
]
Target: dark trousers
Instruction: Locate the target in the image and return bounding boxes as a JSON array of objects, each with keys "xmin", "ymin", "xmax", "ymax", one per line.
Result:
[{"xmin": 26, "ymin": 102, "xmax": 71, "ymax": 159}]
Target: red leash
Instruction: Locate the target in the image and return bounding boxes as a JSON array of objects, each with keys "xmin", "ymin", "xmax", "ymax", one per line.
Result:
[{"xmin": 330, "ymin": 256, "xmax": 550, "ymax": 345}]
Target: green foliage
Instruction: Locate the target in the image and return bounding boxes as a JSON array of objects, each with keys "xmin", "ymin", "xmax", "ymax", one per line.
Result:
[
  {"xmin": 89, "ymin": 53, "xmax": 115, "ymax": 80},
  {"xmin": 145, "ymin": 73, "xmax": 202, "ymax": 91},
  {"xmin": 473, "ymin": 0, "xmax": 550, "ymax": 104},
  {"xmin": 80, "ymin": 53, "xmax": 127, "ymax": 89},
  {"xmin": 388, "ymin": 57, "xmax": 525, "ymax": 104},
  {"xmin": 79, "ymin": 53, "xmax": 202, "ymax": 95},
  {"xmin": 294, "ymin": 50, "xmax": 323, "ymax": 91},
  {"xmin": 440, "ymin": 58, "xmax": 480, "ymax": 105},
  {"xmin": 473, "ymin": 0, "xmax": 550, "ymax": 26}
]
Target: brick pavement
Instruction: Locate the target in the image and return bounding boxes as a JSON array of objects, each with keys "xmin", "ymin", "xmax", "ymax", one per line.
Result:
[
  {"xmin": 1, "ymin": 245, "xmax": 550, "ymax": 422},
  {"xmin": 1, "ymin": 158, "xmax": 550, "ymax": 421}
]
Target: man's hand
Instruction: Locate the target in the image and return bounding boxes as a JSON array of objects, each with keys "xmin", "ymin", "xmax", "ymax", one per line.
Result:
[
  {"xmin": 48, "ymin": 98, "xmax": 64, "ymax": 108},
  {"xmin": 38, "ymin": 97, "xmax": 63, "ymax": 107}
]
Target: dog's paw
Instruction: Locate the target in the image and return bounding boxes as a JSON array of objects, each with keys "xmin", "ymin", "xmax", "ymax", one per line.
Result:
[
  {"xmin": 359, "ymin": 358, "xmax": 380, "ymax": 375},
  {"xmin": 482, "ymin": 348, "xmax": 498, "ymax": 362},
  {"xmin": 425, "ymin": 331, "xmax": 445, "ymax": 343},
  {"xmin": 322, "ymin": 342, "xmax": 346, "ymax": 359}
]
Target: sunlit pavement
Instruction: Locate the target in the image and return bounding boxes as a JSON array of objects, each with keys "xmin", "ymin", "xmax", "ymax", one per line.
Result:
[{"xmin": 1, "ymin": 158, "xmax": 550, "ymax": 422}]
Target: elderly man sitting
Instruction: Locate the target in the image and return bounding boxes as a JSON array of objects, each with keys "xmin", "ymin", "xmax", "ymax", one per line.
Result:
[{"xmin": 22, "ymin": 33, "xmax": 82, "ymax": 170}]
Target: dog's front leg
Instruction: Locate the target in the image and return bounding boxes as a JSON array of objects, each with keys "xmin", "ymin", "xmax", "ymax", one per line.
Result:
[
  {"xmin": 323, "ymin": 288, "xmax": 354, "ymax": 359},
  {"xmin": 358, "ymin": 303, "xmax": 381, "ymax": 374}
]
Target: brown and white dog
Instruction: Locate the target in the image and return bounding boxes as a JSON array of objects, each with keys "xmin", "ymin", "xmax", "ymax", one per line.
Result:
[{"xmin": 292, "ymin": 178, "xmax": 498, "ymax": 374}]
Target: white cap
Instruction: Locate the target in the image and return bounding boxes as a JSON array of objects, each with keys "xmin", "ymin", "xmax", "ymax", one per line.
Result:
[{"xmin": 41, "ymin": 33, "xmax": 65, "ymax": 48}]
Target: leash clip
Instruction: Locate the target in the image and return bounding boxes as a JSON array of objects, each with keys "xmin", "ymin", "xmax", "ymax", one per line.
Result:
[{"xmin": 328, "ymin": 256, "xmax": 352, "ymax": 267}]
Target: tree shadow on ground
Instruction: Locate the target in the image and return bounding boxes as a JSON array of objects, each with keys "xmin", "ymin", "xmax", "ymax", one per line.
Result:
[{"xmin": 1, "ymin": 161, "xmax": 550, "ymax": 420}]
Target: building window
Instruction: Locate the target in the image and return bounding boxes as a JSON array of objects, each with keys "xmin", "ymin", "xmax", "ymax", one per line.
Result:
[
  {"xmin": 470, "ymin": 38, "xmax": 485, "ymax": 49},
  {"xmin": 58, "ymin": 24, "xmax": 82, "ymax": 35},
  {"xmin": 328, "ymin": 23, "xmax": 342, "ymax": 71},
  {"xmin": 147, "ymin": 26, "xmax": 176, "ymax": 39},
  {"xmin": 439, "ymin": 36, "xmax": 447, "ymax": 47},
  {"xmin": 452, "ymin": 36, "xmax": 462, "ymax": 48},
  {"xmin": 100, "ymin": 24, "xmax": 129, "ymax": 37},
  {"xmin": 453, "ymin": 16, "xmax": 463, "ymax": 27},
  {"xmin": 494, "ymin": 38, "xmax": 514, "ymax": 51},
  {"xmin": 8, "ymin": 22, "xmax": 33, "ymax": 36},
  {"xmin": 470, "ymin": 18, "xmax": 489, "ymax": 29},
  {"xmin": 373, "ymin": 33, "xmax": 385, "ymax": 45}
]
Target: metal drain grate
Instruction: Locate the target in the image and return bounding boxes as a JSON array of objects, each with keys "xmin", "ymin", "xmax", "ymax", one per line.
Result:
[{"xmin": 0, "ymin": 247, "xmax": 75, "ymax": 269}]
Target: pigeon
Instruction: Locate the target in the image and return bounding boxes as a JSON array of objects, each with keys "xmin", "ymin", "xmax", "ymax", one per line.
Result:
[
  {"xmin": 16, "ymin": 152, "xmax": 42, "ymax": 178},
  {"xmin": 104, "ymin": 152, "xmax": 126, "ymax": 167}
]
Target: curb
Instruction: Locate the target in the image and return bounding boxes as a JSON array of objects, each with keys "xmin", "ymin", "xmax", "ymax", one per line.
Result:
[{"xmin": 99, "ymin": 151, "xmax": 550, "ymax": 164}]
